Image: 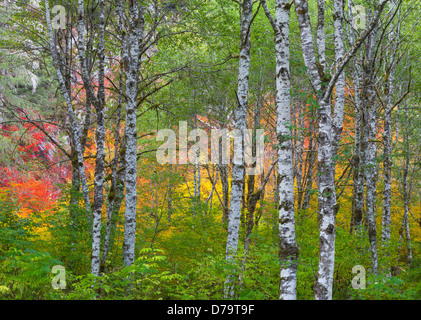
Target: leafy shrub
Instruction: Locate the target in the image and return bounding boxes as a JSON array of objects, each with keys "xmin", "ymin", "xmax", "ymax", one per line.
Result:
[{"xmin": 64, "ymin": 248, "xmax": 183, "ymax": 300}]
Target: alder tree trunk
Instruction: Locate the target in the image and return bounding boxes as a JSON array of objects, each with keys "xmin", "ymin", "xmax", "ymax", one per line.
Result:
[
  {"xmin": 44, "ymin": 0, "xmax": 91, "ymax": 215},
  {"xmin": 262, "ymin": 0, "xmax": 298, "ymax": 300},
  {"xmin": 363, "ymin": 11, "xmax": 379, "ymax": 275},
  {"xmin": 121, "ymin": 0, "xmax": 144, "ymax": 267},
  {"xmin": 101, "ymin": 76, "xmax": 124, "ymax": 271},
  {"xmin": 294, "ymin": 0, "xmax": 388, "ymax": 299},
  {"xmin": 332, "ymin": 0, "xmax": 345, "ymax": 160},
  {"xmin": 382, "ymin": 0, "xmax": 400, "ymax": 251},
  {"xmin": 225, "ymin": 0, "xmax": 253, "ymax": 298},
  {"xmin": 219, "ymin": 163, "xmax": 230, "ymax": 223},
  {"xmin": 347, "ymin": 0, "xmax": 365, "ymax": 233}
]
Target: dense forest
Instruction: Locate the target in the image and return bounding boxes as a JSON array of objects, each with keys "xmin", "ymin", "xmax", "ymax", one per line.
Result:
[{"xmin": 0, "ymin": 0, "xmax": 420, "ymax": 301}]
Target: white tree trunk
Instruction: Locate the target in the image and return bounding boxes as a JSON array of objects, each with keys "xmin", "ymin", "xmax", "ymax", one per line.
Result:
[
  {"xmin": 294, "ymin": 0, "xmax": 389, "ymax": 299},
  {"xmin": 225, "ymin": 0, "xmax": 253, "ymax": 298},
  {"xmin": 90, "ymin": 0, "xmax": 106, "ymax": 276},
  {"xmin": 44, "ymin": 0, "xmax": 91, "ymax": 215},
  {"xmin": 121, "ymin": 0, "xmax": 144, "ymax": 267},
  {"xmin": 332, "ymin": 0, "xmax": 345, "ymax": 159},
  {"xmin": 294, "ymin": 0, "xmax": 336, "ymax": 300},
  {"xmin": 317, "ymin": 0, "xmax": 326, "ymax": 70},
  {"xmin": 75, "ymin": 0, "xmax": 108, "ymax": 276},
  {"xmin": 262, "ymin": 0, "xmax": 298, "ymax": 300},
  {"xmin": 102, "ymin": 73, "xmax": 124, "ymax": 271},
  {"xmin": 274, "ymin": 2, "xmax": 297, "ymax": 300},
  {"xmin": 314, "ymin": 97, "xmax": 337, "ymax": 300}
]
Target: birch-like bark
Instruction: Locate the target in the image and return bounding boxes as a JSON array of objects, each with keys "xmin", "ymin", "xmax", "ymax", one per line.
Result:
[
  {"xmin": 44, "ymin": 1, "xmax": 91, "ymax": 213},
  {"xmin": 314, "ymin": 95, "xmax": 337, "ymax": 300},
  {"xmin": 294, "ymin": 0, "xmax": 323, "ymax": 93},
  {"xmin": 101, "ymin": 74, "xmax": 124, "ymax": 271},
  {"xmin": 317, "ymin": 0, "xmax": 326, "ymax": 70},
  {"xmin": 75, "ymin": 0, "xmax": 107, "ymax": 276},
  {"xmin": 91, "ymin": 0, "xmax": 106, "ymax": 276},
  {"xmin": 225, "ymin": 0, "xmax": 253, "ymax": 298},
  {"xmin": 262, "ymin": 0, "xmax": 297, "ymax": 300},
  {"xmin": 294, "ymin": 0, "xmax": 335, "ymax": 300},
  {"xmin": 332, "ymin": 0, "xmax": 345, "ymax": 159},
  {"xmin": 122, "ymin": 0, "xmax": 144, "ymax": 267},
  {"xmin": 313, "ymin": 0, "xmax": 347, "ymax": 297},
  {"xmin": 294, "ymin": 0, "xmax": 389, "ymax": 299}
]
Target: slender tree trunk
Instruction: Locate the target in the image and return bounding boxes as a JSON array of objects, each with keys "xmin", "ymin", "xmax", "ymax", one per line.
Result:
[
  {"xmin": 244, "ymin": 108, "xmax": 260, "ymax": 252},
  {"xmin": 364, "ymin": 89, "xmax": 379, "ymax": 275},
  {"xmin": 225, "ymin": 0, "xmax": 253, "ymax": 298},
  {"xmin": 302, "ymin": 119, "xmax": 316, "ymax": 210},
  {"xmin": 168, "ymin": 163, "xmax": 173, "ymax": 223},
  {"xmin": 351, "ymin": 101, "xmax": 365, "ymax": 234},
  {"xmin": 294, "ymin": 0, "xmax": 389, "ymax": 298},
  {"xmin": 70, "ymin": 146, "xmax": 81, "ymax": 210},
  {"xmin": 363, "ymin": 11, "xmax": 379, "ymax": 275},
  {"xmin": 382, "ymin": 103, "xmax": 393, "ymax": 245},
  {"xmin": 90, "ymin": 0, "xmax": 106, "ymax": 276},
  {"xmin": 219, "ymin": 163, "xmax": 229, "ymax": 223},
  {"xmin": 382, "ymin": 0, "xmax": 399, "ymax": 252},
  {"xmin": 332, "ymin": 0, "xmax": 345, "ymax": 160},
  {"xmin": 295, "ymin": 103, "xmax": 305, "ymax": 210},
  {"xmin": 400, "ymin": 157, "xmax": 411, "ymax": 265},
  {"xmin": 101, "ymin": 75, "xmax": 124, "ymax": 271},
  {"xmin": 400, "ymin": 107, "xmax": 413, "ymax": 266},
  {"xmin": 294, "ymin": 0, "xmax": 336, "ymax": 300},
  {"xmin": 274, "ymin": 5, "xmax": 298, "ymax": 299},
  {"xmin": 348, "ymin": 0, "xmax": 365, "ymax": 232},
  {"xmin": 402, "ymin": 169, "xmax": 413, "ymax": 266},
  {"xmin": 122, "ymin": 0, "xmax": 144, "ymax": 267},
  {"xmin": 314, "ymin": 96, "xmax": 337, "ymax": 300},
  {"xmin": 350, "ymin": 41, "xmax": 364, "ymax": 234},
  {"xmin": 262, "ymin": 0, "xmax": 298, "ymax": 300},
  {"xmin": 44, "ymin": 0, "xmax": 91, "ymax": 214},
  {"xmin": 74, "ymin": 0, "xmax": 109, "ymax": 275},
  {"xmin": 317, "ymin": 0, "xmax": 326, "ymax": 70}
]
